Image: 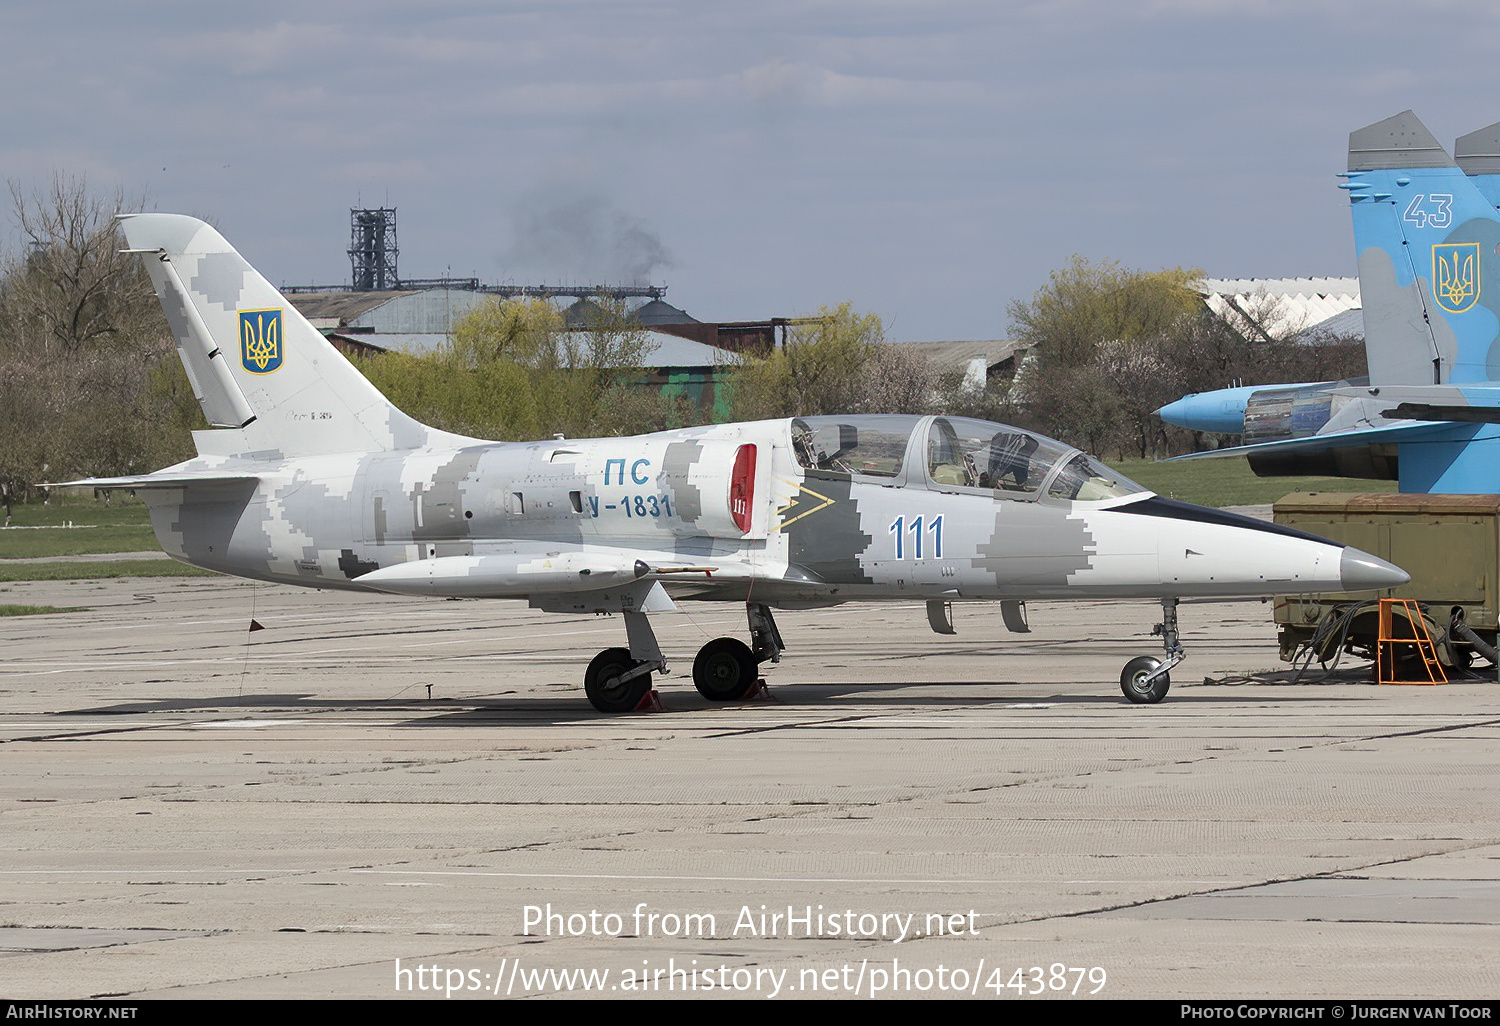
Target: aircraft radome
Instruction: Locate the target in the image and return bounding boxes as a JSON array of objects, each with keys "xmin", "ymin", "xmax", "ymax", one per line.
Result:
[{"xmin": 54, "ymin": 214, "xmax": 1409, "ymax": 711}]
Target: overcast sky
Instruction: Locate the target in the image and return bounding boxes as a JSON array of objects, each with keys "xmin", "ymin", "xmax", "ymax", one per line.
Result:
[{"xmin": 5, "ymin": 1, "xmax": 1500, "ymax": 340}]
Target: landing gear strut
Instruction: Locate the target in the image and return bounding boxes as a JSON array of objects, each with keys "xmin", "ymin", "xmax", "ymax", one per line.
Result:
[
  {"xmin": 584, "ymin": 608, "xmax": 667, "ymax": 713},
  {"xmin": 692, "ymin": 603, "xmax": 784, "ymax": 701},
  {"xmin": 1120, "ymin": 597, "xmax": 1184, "ymax": 705},
  {"xmin": 582, "ymin": 601, "xmax": 787, "ymax": 711}
]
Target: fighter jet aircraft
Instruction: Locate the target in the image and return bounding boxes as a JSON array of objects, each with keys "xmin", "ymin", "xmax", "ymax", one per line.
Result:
[
  {"xmin": 55, "ymin": 214, "xmax": 1408, "ymax": 710},
  {"xmin": 1159, "ymin": 111, "xmax": 1500, "ymax": 493}
]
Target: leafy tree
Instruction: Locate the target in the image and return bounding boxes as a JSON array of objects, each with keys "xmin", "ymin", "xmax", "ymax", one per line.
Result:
[
  {"xmin": 1005, "ymin": 257, "xmax": 1201, "ymax": 456},
  {"xmin": 1009, "ymin": 256, "xmax": 1201, "ymax": 370},
  {"xmin": 449, "ymin": 296, "xmax": 564, "ymax": 368},
  {"xmin": 1004, "ymin": 257, "xmax": 1365, "ymax": 458},
  {"xmin": 361, "ymin": 294, "xmax": 683, "ymax": 441},
  {"xmin": 729, "ymin": 303, "xmax": 932, "ymax": 419}
]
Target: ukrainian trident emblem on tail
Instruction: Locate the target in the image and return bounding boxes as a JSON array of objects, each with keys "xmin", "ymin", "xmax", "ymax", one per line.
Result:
[
  {"xmin": 1433, "ymin": 242, "xmax": 1481, "ymax": 315},
  {"xmin": 240, "ymin": 308, "xmax": 284, "ymax": 374}
]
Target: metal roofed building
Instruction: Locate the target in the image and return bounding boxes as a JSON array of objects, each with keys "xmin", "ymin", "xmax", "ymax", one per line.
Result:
[
  {"xmin": 1198, "ymin": 277, "xmax": 1363, "ymax": 340},
  {"xmin": 290, "ymin": 289, "xmax": 492, "ymax": 337},
  {"xmin": 288, "ymin": 289, "xmax": 745, "ymax": 421},
  {"xmin": 892, "ymin": 338, "xmax": 1036, "ymax": 388}
]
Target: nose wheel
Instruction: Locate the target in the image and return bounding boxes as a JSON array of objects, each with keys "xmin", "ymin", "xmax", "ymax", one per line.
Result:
[
  {"xmin": 1120, "ymin": 655, "xmax": 1169, "ymax": 704},
  {"xmin": 1120, "ymin": 598, "xmax": 1183, "ymax": 705}
]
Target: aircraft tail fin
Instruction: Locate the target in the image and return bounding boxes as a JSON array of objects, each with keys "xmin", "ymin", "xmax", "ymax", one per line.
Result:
[
  {"xmin": 120, "ymin": 214, "xmax": 471, "ymax": 458},
  {"xmin": 1347, "ymin": 111, "xmax": 1500, "ymax": 385}
]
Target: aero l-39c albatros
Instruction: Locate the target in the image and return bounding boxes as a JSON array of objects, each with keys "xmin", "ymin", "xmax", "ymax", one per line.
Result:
[{"xmin": 58, "ymin": 214, "xmax": 1409, "ymax": 711}]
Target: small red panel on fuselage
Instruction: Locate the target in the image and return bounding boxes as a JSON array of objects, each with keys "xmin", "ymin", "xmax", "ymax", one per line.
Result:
[{"xmin": 730, "ymin": 444, "xmax": 756, "ymax": 534}]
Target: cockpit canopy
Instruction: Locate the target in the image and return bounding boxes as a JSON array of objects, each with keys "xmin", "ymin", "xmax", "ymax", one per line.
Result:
[{"xmin": 790, "ymin": 415, "xmax": 1145, "ymax": 503}]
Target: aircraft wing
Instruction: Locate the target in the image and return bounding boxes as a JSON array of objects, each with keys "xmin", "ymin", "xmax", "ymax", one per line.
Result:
[
  {"xmin": 1329, "ymin": 384, "xmax": 1500, "ymax": 425},
  {"xmin": 1163, "ymin": 419, "xmax": 1452, "ymax": 462}
]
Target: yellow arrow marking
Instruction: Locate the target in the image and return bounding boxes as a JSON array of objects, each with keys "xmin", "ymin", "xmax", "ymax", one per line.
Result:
[{"xmin": 773, "ymin": 481, "xmax": 835, "ymax": 532}]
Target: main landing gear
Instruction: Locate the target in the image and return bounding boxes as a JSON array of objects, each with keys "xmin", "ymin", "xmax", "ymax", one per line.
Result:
[
  {"xmin": 692, "ymin": 603, "xmax": 783, "ymax": 701},
  {"xmin": 584, "ymin": 647, "xmax": 654, "ymax": 713},
  {"xmin": 1120, "ymin": 597, "xmax": 1185, "ymax": 705},
  {"xmin": 582, "ymin": 602, "xmax": 785, "ymax": 713},
  {"xmin": 583, "ymin": 606, "xmax": 666, "ymax": 713}
]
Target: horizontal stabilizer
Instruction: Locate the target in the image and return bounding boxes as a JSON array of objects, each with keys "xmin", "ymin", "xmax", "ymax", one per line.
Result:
[{"xmin": 44, "ymin": 472, "xmax": 261, "ymax": 490}]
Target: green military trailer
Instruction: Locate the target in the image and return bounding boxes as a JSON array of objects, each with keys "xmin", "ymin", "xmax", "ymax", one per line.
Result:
[{"xmin": 1272, "ymin": 493, "xmax": 1500, "ymax": 671}]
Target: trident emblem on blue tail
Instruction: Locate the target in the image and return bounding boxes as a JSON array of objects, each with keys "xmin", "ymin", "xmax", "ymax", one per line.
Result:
[
  {"xmin": 1433, "ymin": 242, "xmax": 1480, "ymax": 314},
  {"xmin": 239, "ymin": 309, "xmax": 283, "ymax": 373}
]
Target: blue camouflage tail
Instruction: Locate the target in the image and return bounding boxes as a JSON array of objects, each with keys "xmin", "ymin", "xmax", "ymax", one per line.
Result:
[{"xmin": 1347, "ymin": 111, "xmax": 1500, "ymax": 385}]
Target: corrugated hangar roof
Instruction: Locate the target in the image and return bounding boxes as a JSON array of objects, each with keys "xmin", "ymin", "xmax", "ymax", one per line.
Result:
[
  {"xmin": 288, "ymin": 291, "xmax": 417, "ymax": 327},
  {"xmin": 1198, "ymin": 277, "xmax": 1361, "ymax": 339},
  {"xmin": 1199, "ymin": 277, "xmax": 1359, "ymax": 299},
  {"xmin": 348, "ymin": 289, "xmax": 493, "ymax": 334},
  {"xmin": 894, "ymin": 339, "xmax": 1025, "ymax": 373},
  {"xmin": 375, "ymin": 328, "xmax": 739, "ymax": 368},
  {"xmin": 639, "ymin": 330, "xmax": 741, "ymax": 367},
  {"xmin": 1300, "ymin": 306, "xmax": 1364, "ymax": 339}
]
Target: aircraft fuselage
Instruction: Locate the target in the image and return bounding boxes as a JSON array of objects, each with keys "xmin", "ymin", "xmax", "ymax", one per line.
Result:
[{"xmin": 139, "ymin": 414, "xmax": 1392, "ymax": 609}]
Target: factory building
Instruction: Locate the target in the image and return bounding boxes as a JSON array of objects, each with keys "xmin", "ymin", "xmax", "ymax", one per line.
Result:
[{"xmin": 286, "ymin": 285, "xmax": 747, "ymax": 422}]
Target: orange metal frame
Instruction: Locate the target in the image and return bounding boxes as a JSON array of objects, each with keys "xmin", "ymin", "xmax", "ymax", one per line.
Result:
[{"xmin": 1376, "ymin": 598, "xmax": 1447, "ymax": 685}]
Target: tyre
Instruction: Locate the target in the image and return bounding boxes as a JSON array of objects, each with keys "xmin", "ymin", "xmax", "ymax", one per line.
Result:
[
  {"xmin": 1120, "ymin": 655, "xmax": 1170, "ymax": 704},
  {"xmin": 584, "ymin": 647, "xmax": 651, "ymax": 713},
  {"xmin": 692, "ymin": 637, "xmax": 758, "ymax": 701}
]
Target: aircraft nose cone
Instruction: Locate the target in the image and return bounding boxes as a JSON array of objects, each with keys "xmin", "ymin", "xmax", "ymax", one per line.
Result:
[
  {"xmin": 1154, "ymin": 396, "xmax": 1190, "ymax": 425},
  {"xmin": 1339, "ymin": 547, "xmax": 1410, "ymax": 591}
]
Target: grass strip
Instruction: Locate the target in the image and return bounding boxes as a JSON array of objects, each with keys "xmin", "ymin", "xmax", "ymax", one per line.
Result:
[
  {"xmin": 1116, "ymin": 458, "xmax": 1396, "ymax": 508},
  {"xmin": 0, "ymin": 604, "xmax": 89, "ymax": 616},
  {"xmin": 0, "ymin": 527, "xmax": 162, "ymax": 559},
  {"xmin": 0, "ymin": 560, "xmax": 221, "ymax": 582}
]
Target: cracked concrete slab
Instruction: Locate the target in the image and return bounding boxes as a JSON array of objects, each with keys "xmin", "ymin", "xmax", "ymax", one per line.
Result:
[{"xmin": 1105, "ymin": 876, "xmax": 1500, "ymax": 924}]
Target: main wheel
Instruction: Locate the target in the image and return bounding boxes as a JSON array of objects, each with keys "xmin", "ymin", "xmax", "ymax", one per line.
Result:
[
  {"xmin": 585, "ymin": 647, "xmax": 652, "ymax": 713},
  {"xmin": 1120, "ymin": 655, "xmax": 1170, "ymax": 704},
  {"xmin": 692, "ymin": 637, "xmax": 758, "ymax": 701}
]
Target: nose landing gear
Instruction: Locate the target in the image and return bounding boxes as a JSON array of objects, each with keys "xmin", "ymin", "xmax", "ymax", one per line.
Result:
[{"xmin": 1121, "ymin": 597, "xmax": 1184, "ymax": 705}]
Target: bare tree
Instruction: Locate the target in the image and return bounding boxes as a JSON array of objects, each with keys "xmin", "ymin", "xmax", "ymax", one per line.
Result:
[
  {"xmin": 2, "ymin": 174, "xmax": 160, "ymax": 358},
  {"xmin": 0, "ymin": 174, "xmax": 186, "ymax": 499}
]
